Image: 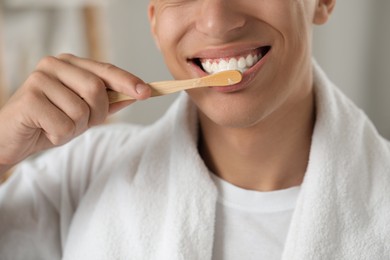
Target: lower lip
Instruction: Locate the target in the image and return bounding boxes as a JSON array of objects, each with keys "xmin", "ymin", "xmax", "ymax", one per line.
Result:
[{"xmin": 191, "ymin": 49, "xmax": 271, "ymax": 93}]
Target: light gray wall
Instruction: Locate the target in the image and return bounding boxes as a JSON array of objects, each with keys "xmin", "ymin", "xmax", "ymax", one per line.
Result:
[
  {"xmin": 313, "ymin": 0, "xmax": 390, "ymax": 138},
  {"xmin": 106, "ymin": 1, "xmax": 390, "ymax": 139},
  {"xmin": 105, "ymin": 0, "xmax": 175, "ymax": 125}
]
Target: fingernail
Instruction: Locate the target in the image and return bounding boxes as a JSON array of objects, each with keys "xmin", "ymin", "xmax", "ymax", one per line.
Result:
[{"xmin": 135, "ymin": 83, "xmax": 149, "ymax": 95}]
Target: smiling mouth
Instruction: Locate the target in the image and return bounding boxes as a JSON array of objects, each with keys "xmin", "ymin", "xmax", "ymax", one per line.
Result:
[{"xmin": 191, "ymin": 46, "xmax": 271, "ymax": 74}]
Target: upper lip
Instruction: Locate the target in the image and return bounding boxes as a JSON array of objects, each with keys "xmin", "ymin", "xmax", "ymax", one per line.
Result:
[{"xmin": 188, "ymin": 43, "xmax": 271, "ymax": 60}]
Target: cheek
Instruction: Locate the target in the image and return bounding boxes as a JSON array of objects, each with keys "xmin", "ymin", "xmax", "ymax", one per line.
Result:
[
  {"xmin": 268, "ymin": 1, "xmax": 314, "ymax": 80},
  {"xmin": 155, "ymin": 14, "xmax": 178, "ymax": 52},
  {"xmin": 261, "ymin": 0, "xmax": 313, "ymax": 47},
  {"xmin": 154, "ymin": 11, "xmax": 192, "ymax": 78}
]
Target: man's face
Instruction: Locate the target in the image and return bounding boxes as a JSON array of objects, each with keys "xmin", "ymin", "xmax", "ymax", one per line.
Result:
[{"xmin": 148, "ymin": 0, "xmax": 333, "ymax": 128}]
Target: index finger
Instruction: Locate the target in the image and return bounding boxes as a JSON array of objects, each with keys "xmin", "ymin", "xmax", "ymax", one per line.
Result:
[{"xmin": 57, "ymin": 54, "xmax": 151, "ymax": 100}]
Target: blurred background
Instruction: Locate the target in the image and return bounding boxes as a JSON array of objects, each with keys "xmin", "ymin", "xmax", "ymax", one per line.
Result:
[{"xmin": 0, "ymin": 0, "xmax": 389, "ymax": 139}]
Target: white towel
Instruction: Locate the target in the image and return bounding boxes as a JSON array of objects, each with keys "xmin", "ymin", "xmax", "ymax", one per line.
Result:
[{"xmin": 282, "ymin": 62, "xmax": 390, "ymax": 259}]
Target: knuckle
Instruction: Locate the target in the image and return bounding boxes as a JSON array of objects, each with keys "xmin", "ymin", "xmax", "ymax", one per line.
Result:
[
  {"xmin": 86, "ymin": 75, "xmax": 106, "ymax": 92},
  {"xmin": 21, "ymin": 90, "xmax": 41, "ymax": 106},
  {"xmin": 22, "ymin": 72, "xmax": 51, "ymax": 101},
  {"xmin": 49, "ymin": 122, "xmax": 76, "ymax": 146},
  {"xmin": 82, "ymin": 75, "xmax": 106, "ymax": 100},
  {"xmin": 57, "ymin": 53, "xmax": 74, "ymax": 61},
  {"xmin": 36, "ymin": 56, "xmax": 59, "ymax": 69},
  {"xmin": 99, "ymin": 62, "xmax": 117, "ymax": 73},
  {"xmin": 98, "ymin": 62, "xmax": 123, "ymax": 78},
  {"xmin": 71, "ymin": 100, "xmax": 90, "ymax": 122},
  {"xmin": 26, "ymin": 70, "xmax": 49, "ymax": 86}
]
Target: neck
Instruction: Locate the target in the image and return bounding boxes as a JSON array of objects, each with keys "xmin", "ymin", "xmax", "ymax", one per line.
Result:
[{"xmin": 198, "ymin": 88, "xmax": 315, "ymax": 192}]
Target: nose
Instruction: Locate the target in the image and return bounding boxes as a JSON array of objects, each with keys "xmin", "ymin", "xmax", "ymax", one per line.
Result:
[{"xmin": 195, "ymin": 0, "xmax": 246, "ymax": 39}]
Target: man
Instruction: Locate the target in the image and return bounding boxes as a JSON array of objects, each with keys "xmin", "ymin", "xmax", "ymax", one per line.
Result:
[{"xmin": 0, "ymin": 0, "xmax": 389, "ymax": 259}]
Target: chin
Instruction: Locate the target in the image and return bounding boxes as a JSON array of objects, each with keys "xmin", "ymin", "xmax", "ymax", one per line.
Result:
[{"xmin": 191, "ymin": 93, "xmax": 272, "ymax": 129}]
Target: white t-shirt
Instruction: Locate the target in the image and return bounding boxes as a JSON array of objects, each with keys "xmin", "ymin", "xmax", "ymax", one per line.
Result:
[{"xmin": 210, "ymin": 174, "xmax": 300, "ymax": 260}]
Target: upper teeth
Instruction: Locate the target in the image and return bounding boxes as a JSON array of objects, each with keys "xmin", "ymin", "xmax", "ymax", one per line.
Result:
[{"xmin": 201, "ymin": 53, "xmax": 262, "ymax": 74}]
